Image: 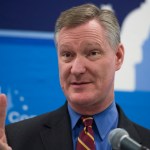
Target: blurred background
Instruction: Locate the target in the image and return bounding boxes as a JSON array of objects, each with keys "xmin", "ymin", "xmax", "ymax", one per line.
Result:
[{"xmin": 0, "ymin": 0, "xmax": 150, "ymax": 129}]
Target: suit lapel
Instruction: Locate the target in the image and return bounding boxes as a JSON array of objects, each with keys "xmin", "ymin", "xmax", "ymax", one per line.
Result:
[
  {"xmin": 110, "ymin": 104, "xmax": 142, "ymax": 150},
  {"xmin": 40, "ymin": 103, "xmax": 73, "ymax": 150},
  {"xmin": 39, "ymin": 103, "xmax": 142, "ymax": 150},
  {"xmin": 116, "ymin": 104, "xmax": 141, "ymax": 144}
]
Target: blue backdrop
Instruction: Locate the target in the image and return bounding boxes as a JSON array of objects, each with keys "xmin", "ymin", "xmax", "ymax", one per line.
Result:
[{"xmin": 0, "ymin": 0, "xmax": 150, "ymax": 129}]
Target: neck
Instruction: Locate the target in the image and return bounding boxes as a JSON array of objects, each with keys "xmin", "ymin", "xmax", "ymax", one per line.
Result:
[{"xmin": 68, "ymin": 99, "xmax": 113, "ymax": 115}]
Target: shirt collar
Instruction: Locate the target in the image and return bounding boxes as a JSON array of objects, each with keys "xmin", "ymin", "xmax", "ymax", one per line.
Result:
[
  {"xmin": 68, "ymin": 104, "xmax": 81, "ymax": 129},
  {"xmin": 68, "ymin": 100, "xmax": 118, "ymax": 140},
  {"xmin": 93, "ymin": 101, "xmax": 118, "ymax": 140}
]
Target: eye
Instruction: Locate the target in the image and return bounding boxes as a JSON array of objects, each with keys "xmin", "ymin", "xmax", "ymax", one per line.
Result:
[
  {"xmin": 90, "ymin": 51, "xmax": 99, "ymax": 56},
  {"xmin": 87, "ymin": 49, "xmax": 101, "ymax": 60},
  {"xmin": 60, "ymin": 51, "xmax": 74, "ymax": 62},
  {"xmin": 62, "ymin": 52, "xmax": 72, "ymax": 57}
]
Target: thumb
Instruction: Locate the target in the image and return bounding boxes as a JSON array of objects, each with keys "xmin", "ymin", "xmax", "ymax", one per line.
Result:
[{"xmin": 0, "ymin": 94, "xmax": 7, "ymax": 137}]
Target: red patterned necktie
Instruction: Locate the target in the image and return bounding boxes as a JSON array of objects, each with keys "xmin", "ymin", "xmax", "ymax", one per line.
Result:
[{"xmin": 76, "ymin": 116, "xmax": 96, "ymax": 150}]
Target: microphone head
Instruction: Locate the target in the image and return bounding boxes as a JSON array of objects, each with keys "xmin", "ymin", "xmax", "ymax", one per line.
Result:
[{"xmin": 108, "ymin": 128, "xmax": 129, "ymax": 150}]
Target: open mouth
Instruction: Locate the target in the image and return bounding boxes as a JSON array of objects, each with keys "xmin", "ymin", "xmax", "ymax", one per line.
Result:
[
  {"xmin": 72, "ymin": 82, "xmax": 90, "ymax": 85},
  {"xmin": 71, "ymin": 82, "xmax": 91, "ymax": 87}
]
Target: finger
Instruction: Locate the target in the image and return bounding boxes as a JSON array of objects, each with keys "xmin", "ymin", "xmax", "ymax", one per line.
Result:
[
  {"xmin": 0, "ymin": 94, "xmax": 7, "ymax": 129},
  {"xmin": 0, "ymin": 141, "xmax": 12, "ymax": 150}
]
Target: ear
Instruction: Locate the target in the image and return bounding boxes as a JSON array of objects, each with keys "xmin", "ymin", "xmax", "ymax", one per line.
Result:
[{"xmin": 115, "ymin": 43, "xmax": 124, "ymax": 71}]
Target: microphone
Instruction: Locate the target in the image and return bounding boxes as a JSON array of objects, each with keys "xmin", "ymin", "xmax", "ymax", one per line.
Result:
[{"xmin": 108, "ymin": 128, "xmax": 150, "ymax": 150}]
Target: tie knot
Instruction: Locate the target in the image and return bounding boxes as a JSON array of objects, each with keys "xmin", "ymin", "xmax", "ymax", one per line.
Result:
[{"xmin": 81, "ymin": 116, "xmax": 93, "ymax": 127}]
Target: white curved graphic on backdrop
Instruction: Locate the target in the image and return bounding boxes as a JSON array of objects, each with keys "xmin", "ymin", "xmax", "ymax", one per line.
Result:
[{"xmin": 115, "ymin": 0, "xmax": 150, "ymax": 91}]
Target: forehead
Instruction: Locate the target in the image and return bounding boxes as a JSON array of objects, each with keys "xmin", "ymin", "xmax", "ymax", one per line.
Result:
[{"xmin": 56, "ymin": 19, "xmax": 106, "ymax": 47}]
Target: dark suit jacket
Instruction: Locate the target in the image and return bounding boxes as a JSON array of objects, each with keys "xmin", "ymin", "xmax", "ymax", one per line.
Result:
[{"xmin": 6, "ymin": 103, "xmax": 150, "ymax": 150}]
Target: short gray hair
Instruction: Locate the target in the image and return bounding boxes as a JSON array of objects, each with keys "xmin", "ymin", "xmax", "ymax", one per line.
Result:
[{"xmin": 55, "ymin": 3, "xmax": 120, "ymax": 49}]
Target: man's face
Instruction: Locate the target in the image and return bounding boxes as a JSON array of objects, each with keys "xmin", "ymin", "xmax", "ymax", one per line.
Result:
[{"xmin": 56, "ymin": 19, "xmax": 124, "ymax": 114}]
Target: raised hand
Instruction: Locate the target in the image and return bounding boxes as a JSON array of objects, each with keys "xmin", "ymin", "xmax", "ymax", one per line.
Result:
[{"xmin": 0, "ymin": 94, "xmax": 12, "ymax": 150}]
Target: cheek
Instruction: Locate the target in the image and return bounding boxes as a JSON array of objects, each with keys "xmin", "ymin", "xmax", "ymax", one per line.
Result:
[
  {"xmin": 58, "ymin": 63, "xmax": 70, "ymax": 84},
  {"xmin": 96, "ymin": 61, "xmax": 115, "ymax": 80},
  {"xmin": 103, "ymin": 62, "xmax": 116, "ymax": 82},
  {"xmin": 58, "ymin": 62, "xmax": 65, "ymax": 84}
]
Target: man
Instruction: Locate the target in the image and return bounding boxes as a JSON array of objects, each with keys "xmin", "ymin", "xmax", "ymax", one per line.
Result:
[{"xmin": 0, "ymin": 3, "xmax": 150, "ymax": 150}]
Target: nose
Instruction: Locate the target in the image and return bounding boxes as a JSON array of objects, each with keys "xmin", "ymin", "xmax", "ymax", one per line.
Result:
[{"xmin": 71, "ymin": 56, "xmax": 86, "ymax": 76}]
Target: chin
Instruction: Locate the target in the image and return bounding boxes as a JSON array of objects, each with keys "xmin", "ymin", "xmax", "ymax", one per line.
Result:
[{"xmin": 68, "ymin": 94, "xmax": 95, "ymax": 106}]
